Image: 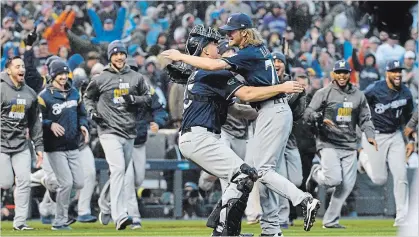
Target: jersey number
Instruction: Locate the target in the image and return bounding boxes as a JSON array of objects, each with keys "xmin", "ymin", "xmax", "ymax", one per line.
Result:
[{"xmin": 265, "ymin": 59, "xmax": 277, "ymax": 85}]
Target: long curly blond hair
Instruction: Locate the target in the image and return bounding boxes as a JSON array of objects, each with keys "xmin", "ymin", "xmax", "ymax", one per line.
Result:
[{"xmin": 239, "ymin": 28, "xmax": 264, "ymax": 48}]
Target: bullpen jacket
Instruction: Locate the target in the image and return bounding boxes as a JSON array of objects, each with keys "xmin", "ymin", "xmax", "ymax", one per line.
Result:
[
  {"xmin": 38, "ymin": 83, "xmax": 88, "ymax": 152},
  {"xmin": 84, "ymin": 64, "xmax": 152, "ymax": 139},
  {"xmin": 0, "ymin": 72, "xmax": 43, "ymax": 154},
  {"xmin": 303, "ymin": 82, "xmax": 375, "ymax": 150}
]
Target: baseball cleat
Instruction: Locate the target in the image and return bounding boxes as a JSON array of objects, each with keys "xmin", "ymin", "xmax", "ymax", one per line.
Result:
[
  {"xmin": 51, "ymin": 225, "xmax": 72, "ymax": 230},
  {"xmin": 13, "ymin": 225, "xmax": 34, "ymax": 231},
  {"xmin": 99, "ymin": 211, "xmax": 111, "ymax": 225},
  {"xmin": 77, "ymin": 214, "xmax": 97, "ymax": 223},
  {"xmin": 323, "ymin": 224, "xmax": 346, "ymax": 229},
  {"xmin": 131, "ymin": 222, "xmax": 142, "ymax": 230},
  {"xmin": 116, "ymin": 216, "xmax": 133, "ymax": 230},
  {"xmin": 301, "ymin": 196, "xmax": 320, "ymax": 231}
]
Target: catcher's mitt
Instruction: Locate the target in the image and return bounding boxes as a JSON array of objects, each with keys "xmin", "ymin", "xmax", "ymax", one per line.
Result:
[{"xmin": 165, "ymin": 63, "xmax": 192, "ymax": 84}]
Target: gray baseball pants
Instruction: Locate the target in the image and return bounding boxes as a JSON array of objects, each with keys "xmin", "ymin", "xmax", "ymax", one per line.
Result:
[
  {"xmin": 245, "ymin": 100, "xmax": 308, "ymax": 235},
  {"xmin": 198, "ymin": 130, "xmax": 262, "ymax": 221},
  {"xmin": 276, "ymin": 147, "xmax": 303, "ymax": 224},
  {"xmin": 98, "ymin": 144, "xmax": 146, "ymax": 224},
  {"xmin": 312, "ymin": 148, "xmax": 357, "ymax": 226},
  {"xmin": 398, "ymin": 168, "xmax": 418, "ymax": 236},
  {"xmin": 47, "ymin": 150, "xmax": 84, "ymax": 226},
  {"xmin": 77, "ymin": 146, "xmax": 96, "ymax": 216},
  {"xmin": 99, "ymin": 134, "xmax": 134, "ymax": 224},
  {"xmin": 199, "ymin": 129, "xmax": 247, "ymax": 192},
  {"xmin": 360, "ymin": 131, "xmax": 408, "ymax": 225},
  {"xmin": 0, "ymin": 148, "xmax": 31, "ymax": 227},
  {"xmin": 178, "ymin": 126, "xmax": 249, "ymax": 232}
]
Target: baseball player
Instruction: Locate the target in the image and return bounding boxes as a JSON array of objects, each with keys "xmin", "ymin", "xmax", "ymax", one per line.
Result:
[
  {"xmin": 38, "ymin": 60, "xmax": 89, "ymax": 230},
  {"xmin": 197, "ymin": 40, "xmax": 262, "ymax": 224},
  {"xmin": 73, "ymin": 74, "xmax": 97, "ymax": 223},
  {"xmin": 272, "ymin": 52, "xmax": 305, "ymax": 229},
  {"xmin": 358, "ymin": 60, "xmax": 414, "ymax": 227},
  {"xmin": 399, "ymin": 111, "xmax": 418, "ymax": 236},
  {"xmin": 98, "ymin": 66, "xmax": 169, "ymax": 229},
  {"xmin": 1, "ymin": 56, "xmax": 43, "ymax": 230},
  {"xmin": 84, "ymin": 40, "xmax": 152, "ymax": 230},
  {"xmin": 164, "ymin": 24, "xmax": 308, "ymax": 236},
  {"xmin": 162, "ymin": 14, "xmax": 320, "ymax": 235},
  {"xmin": 304, "ymin": 60, "xmax": 377, "ymax": 229}
]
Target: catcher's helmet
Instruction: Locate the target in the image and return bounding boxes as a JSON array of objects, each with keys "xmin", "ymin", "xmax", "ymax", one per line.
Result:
[{"xmin": 186, "ymin": 25, "xmax": 222, "ymax": 56}]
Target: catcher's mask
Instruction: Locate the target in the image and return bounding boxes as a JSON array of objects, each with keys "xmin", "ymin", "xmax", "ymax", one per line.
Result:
[{"xmin": 186, "ymin": 25, "xmax": 222, "ymax": 56}]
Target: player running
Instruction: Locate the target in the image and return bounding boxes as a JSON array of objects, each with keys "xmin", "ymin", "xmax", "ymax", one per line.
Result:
[
  {"xmin": 162, "ymin": 13, "xmax": 320, "ymax": 234},
  {"xmin": 358, "ymin": 60, "xmax": 414, "ymax": 227},
  {"xmin": 38, "ymin": 60, "xmax": 88, "ymax": 230},
  {"xmin": 304, "ymin": 60, "xmax": 377, "ymax": 229},
  {"xmin": 1, "ymin": 56, "xmax": 43, "ymax": 230},
  {"xmin": 84, "ymin": 40, "xmax": 152, "ymax": 230}
]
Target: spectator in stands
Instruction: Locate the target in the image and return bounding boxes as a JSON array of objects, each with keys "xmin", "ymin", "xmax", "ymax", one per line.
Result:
[
  {"xmin": 352, "ymin": 48, "xmax": 380, "ymax": 91},
  {"xmin": 263, "ymin": 2, "xmax": 287, "ymax": 34},
  {"xmin": 87, "ymin": 3, "xmax": 126, "ymax": 44},
  {"xmin": 402, "ymin": 51, "xmax": 418, "ymax": 101},
  {"xmin": 42, "ymin": 9, "xmax": 75, "ymax": 55},
  {"xmin": 376, "ymin": 33, "xmax": 406, "ymax": 75}
]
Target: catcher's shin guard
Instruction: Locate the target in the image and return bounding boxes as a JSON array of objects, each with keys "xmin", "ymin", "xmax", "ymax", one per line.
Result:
[{"xmin": 206, "ymin": 172, "xmax": 255, "ymax": 236}]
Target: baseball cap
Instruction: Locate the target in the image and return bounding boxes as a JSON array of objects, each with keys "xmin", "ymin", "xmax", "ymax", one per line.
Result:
[
  {"xmin": 219, "ymin": 13, "xmax": 253, "ymax": 31},
  {"xmin": 333, "ymin": 60, "xmax": 351, "ymax": 72},
  {"xmin": 404, "ymin": 51, "xmax": 416, "ymax": 59},
  {"xmin": 386, "ymin": 60, "xmax": 405, "ymax": 71},
  {"xmin": 104, "ymin": 18, "xmax": 114, "ymax": 24},
  {"xmin": 217, "ymin": 40, "xmax": 235, "ymax": 55}
]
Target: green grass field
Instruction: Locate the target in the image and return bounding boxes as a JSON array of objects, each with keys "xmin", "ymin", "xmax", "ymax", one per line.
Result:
[{"xmin": 1, "ymin": 219, "xmax": 397, "ymax": 236}]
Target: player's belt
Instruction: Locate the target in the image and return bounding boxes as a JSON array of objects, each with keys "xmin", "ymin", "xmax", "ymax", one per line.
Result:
[
  {"xmin": 255, "ymin": 97, "xmax": 287, "ymax": 111},
  {"xmin": 181, "ymin": 127, "xmax": 220, "ymax": 135}
]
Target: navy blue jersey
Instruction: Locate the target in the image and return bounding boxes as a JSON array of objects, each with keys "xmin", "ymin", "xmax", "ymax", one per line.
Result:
[
  {"xmin": 181, "ymin": 69, "xmax": 243, "ymax": 133},
  {"xmin": 364, "ymin": 80, "xmax": 413, "ymax": 133},
  {"xmin": 222, "ymin": 44, "xmax": 279, "ymax": 87}
]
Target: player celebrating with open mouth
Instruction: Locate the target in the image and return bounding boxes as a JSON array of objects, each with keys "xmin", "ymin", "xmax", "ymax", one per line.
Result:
[{"xmin": 162, "ymin": 14, "xmax": 319, "ymax": 234}]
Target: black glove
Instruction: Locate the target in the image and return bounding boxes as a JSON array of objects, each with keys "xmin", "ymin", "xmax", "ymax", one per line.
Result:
[
  {"xmin": 165, "ymin": 63, "xmax": 192, "ymax": 84},
  {"xmin": 90, "ymin": 112, "xmax": 104, "ymax": 124},
  {"xmin": 25, "ymin": 27, "xmax": 38, "ymax": 46},
  {"xmin": 240, "ymin": 163, "xmax": 259, "ymax": 182},
  {"xmin": 122, "ymin": 94, "xmax": 136, "ymax": 105}
]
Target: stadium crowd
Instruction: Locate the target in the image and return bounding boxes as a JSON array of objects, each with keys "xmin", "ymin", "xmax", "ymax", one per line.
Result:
[{"xmin": 1, "ymin": 0, "xmax": 418, "ymax": 234}]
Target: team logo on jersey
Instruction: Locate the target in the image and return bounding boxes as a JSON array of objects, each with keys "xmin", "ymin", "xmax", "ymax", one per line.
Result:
[
  {"xmin": 374, "ymin": 99, "xmax": 407, "ymax": 114},
  {"xmin": 8, "ymin": 98, "xmax": 27, "ymax": 119},
  {"xmin": 227, "ymin": 78, "xmax": 235, "ymax": 85},
  {"xmin": 113, "ymin": 83, "xmax": 130, "ymax": 104},
  {"xmin": 52, "ymin": 100, "xmax": 78, "ymax": 115}
]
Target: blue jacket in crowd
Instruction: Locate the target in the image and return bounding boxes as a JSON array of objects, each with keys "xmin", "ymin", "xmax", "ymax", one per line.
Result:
[{"xmin": 88, "ymin": 7, "xmax": 126, "ymax": 44}]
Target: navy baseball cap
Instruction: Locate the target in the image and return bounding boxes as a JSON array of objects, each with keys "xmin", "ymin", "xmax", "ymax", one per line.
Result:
[
  {"xmin": 333, "ymin": 60, "xmax": 351, "ymax": 72},
  {"xmin": 220, "ymin": 13, "xmax": 253, "ymax": 31},
  {"xmin": 386, "ymin": 60, "xmax": 405, "ymax": 71}
]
